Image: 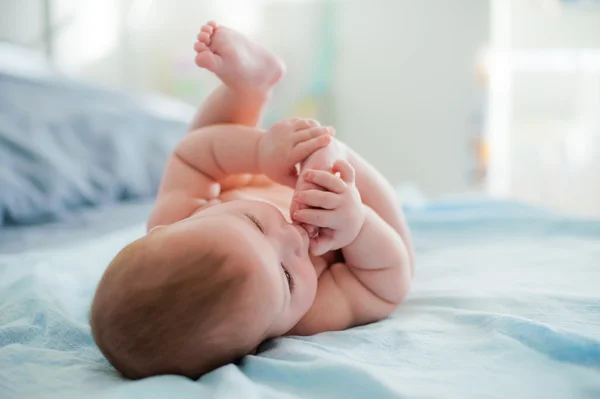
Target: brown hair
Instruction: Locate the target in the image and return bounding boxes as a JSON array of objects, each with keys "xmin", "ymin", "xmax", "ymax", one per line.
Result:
[{"xmin": 90, "ymin": 232, "xmax": 255, "ymax": 379}]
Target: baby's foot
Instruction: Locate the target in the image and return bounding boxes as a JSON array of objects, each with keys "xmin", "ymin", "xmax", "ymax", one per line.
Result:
[{"xmin": 193, "ymin": 21, "xmax": 285, "ymax": 93}]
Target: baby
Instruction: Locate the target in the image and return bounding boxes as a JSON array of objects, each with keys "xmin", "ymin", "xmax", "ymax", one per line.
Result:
[{"xmin": 90, "ymin": 22, "xmax": 414, "ymax": 380}]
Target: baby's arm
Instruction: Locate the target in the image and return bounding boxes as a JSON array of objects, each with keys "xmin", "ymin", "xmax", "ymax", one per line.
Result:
[
  {"xmin": 148, "ymin": 125, "xmax": 262, "ymax": 230},
  {"xmin": 148, "ymin": 119, "xmax": 332, "ymax": 230},
  {"xmin": 340, "ymin": 206, "xmax": 410, "ymax": 303},
  {"xmin": 291, "ymin": 209, "xmax": 410, "ymax": 335},
  {"xmin": 290, "ymin": 161, "xmax": 411, "ymax": 335}
]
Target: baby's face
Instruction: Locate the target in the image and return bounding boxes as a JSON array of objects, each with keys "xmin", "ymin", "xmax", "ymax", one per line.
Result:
[{"xmin": 164, "ymin": 199, "xmax": 318, "ymax": 339}]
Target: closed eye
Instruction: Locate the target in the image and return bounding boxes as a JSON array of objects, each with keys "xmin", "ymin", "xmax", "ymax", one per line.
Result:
[
  {"xmin": 244, "ymin": 213, "xmax": 265, "ymax": 234},
  {"xmin": 282, "ymin": 264, "xmax": 294, "ymax": 292}
]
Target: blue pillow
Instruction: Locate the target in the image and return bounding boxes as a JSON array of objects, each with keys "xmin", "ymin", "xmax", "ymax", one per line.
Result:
[{"xmin": 0, "ymin": 73, "xmax": 187, "ymax": 226}]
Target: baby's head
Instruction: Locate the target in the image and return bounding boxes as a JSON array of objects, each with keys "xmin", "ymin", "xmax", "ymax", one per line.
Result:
[{"xmin": 90, "ymin": 200, "xmax": 317, "ymax": 379}]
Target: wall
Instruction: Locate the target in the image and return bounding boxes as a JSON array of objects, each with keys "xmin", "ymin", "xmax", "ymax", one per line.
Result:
[
  {"xmin": 511, "ymin": 1, "xmax": 600, "ymax": 49},
  {"xmin": 503, "ymin": 0, "xmax": 600, "ymax": 216},
  {"xmin": 1, "ymin": 0, "xmax": 491, "ymax": 197},
  {"xmin": 260, "ymin": 1, "xmax": 335, "ymax": 125},
  {"xmin": 334, "ymin": 0, "xmax": 490, "ymax": 196},
  {"xmin": 0, "ymin": 0, "xmax": 45, "ymax": 51}
]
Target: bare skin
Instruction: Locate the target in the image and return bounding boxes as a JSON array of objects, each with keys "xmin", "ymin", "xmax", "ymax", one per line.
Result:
[{"xmin": 148, "ymin": 22, "xmax": 414, "ymax": 338}]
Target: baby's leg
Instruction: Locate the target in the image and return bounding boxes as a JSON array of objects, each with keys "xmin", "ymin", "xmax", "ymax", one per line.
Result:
[
  {"xmin": 190, "ymin": 21, "xmax": 285, "ymax": 130},
  {"xmin": 346, "ymin": 148, "xmax": 415, "ymax": 272},
  {"xmin": 190, "ymin": 22, "xmax": 285, "ymax": 190}
]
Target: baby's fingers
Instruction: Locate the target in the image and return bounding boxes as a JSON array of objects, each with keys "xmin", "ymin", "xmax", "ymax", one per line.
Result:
[
  {"xmin": 291, "ymin": 118, "xmax": 320, "ymax": 131},
  {"xmin": 333, "ymin": 159, "xmax": 355, "ymax": 184},
  {"xmin": 293, "ymin": 209, "xmax": 336, "ymax": 229},
  {"xmin": 303, "ymin": 169, "xmax": 346, "ymax": 194},
  {"xmin": 294, "ymin": 190, "xmax": 339, "ymax": 210},
  {"xmin": 291, "ymin": 135, "xmax": 331, "ymax": 164},
  {"xmin": 310, "ymin": 234, "xmax": 335, "ymax": 256},
  {"xmin": 292, "ymin": 126, "xmax": 334, "ymax": 145}
]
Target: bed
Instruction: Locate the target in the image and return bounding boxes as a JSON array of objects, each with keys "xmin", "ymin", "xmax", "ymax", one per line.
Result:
[
  {"xmin": 2, "ymin": 198, "xmax": 600, "ymax": 399},
  {"xmin": 1, "ymin": 45, "xmax": 599, "ymax": 399}
]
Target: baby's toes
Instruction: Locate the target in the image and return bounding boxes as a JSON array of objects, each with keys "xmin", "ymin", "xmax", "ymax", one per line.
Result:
[
  {"xmin": 194, "ymin": 41, "xmax": 208, "ymax": 53},
  {"xmin": 197, "ymin": 31, "xmax": 212, "ymax": 45},
  {"xmin": 195, "ymin": 47, "xmax": 220, "ymax": 71},
  {"xmin": 200, "ymin": 24, "xmax": 214, "ymax": 35}
]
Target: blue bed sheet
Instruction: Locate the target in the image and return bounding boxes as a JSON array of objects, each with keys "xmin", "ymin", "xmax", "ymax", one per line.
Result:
[{"xmin": 0, "ymin": 199, "xmax": 599, "ymax": 399}]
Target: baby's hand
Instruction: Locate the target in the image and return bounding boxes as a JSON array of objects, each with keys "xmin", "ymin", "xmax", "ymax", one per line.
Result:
[
  {"xmin": 258, "ymin": 118, "xmax": 334, "ymax": 188},
  {"xmin": 293, "ymin": 160, "xmax": 365, "ymax": 256},
  {"xmin": 293, "ymin": 179, "xmax": 324, "ymax": 239},
  {"xmin": 290, "ymin": 137, "xmax": 346, "ymax": 237}
]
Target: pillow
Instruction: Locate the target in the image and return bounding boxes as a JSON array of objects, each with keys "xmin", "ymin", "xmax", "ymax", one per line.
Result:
[{"xmin": 0, "ymin": 72, "xmax": 188, "ymax": 227}]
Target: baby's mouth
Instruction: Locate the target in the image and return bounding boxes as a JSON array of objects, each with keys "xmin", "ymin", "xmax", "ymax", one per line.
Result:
[{"xmin": 301, "ymin": 224, "xmax": 319, "ymax": 239}]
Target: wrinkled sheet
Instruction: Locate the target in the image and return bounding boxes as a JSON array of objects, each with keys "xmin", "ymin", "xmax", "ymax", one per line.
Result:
[{"xmin": 0, "ymin": 199, "xmax": 599, "ymax": 399}]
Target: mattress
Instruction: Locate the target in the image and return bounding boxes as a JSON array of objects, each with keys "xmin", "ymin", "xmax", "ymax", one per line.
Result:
[{"xmin": 0, "ymin": 199, "xmax": 599, "ymax": 399}]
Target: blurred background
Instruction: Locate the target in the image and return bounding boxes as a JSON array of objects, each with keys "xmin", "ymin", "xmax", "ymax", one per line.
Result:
[{"xmin": 1, "ymin": 0, "xmax": 599, "ymax": 217}]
